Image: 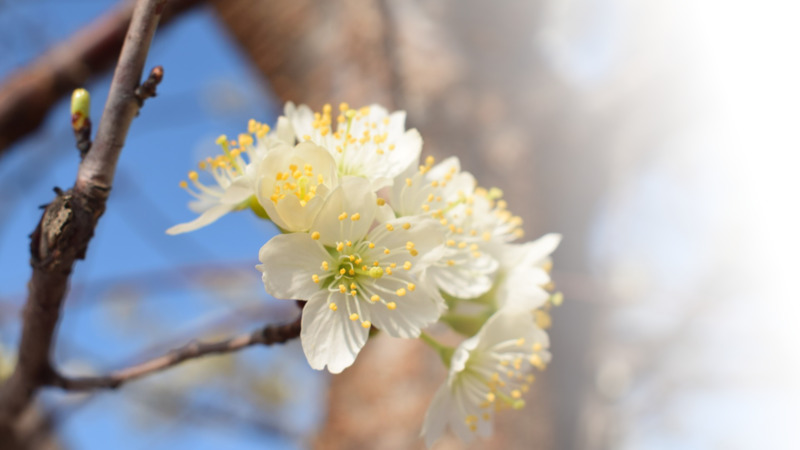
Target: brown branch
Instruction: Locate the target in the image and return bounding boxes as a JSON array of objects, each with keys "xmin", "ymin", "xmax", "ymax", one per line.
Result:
[
  {"xmin": 0, "ymin": 0, "xmax": 168, "ymax": 435},
  {"xmin": 0, "ymin": 0, "xmax": 204, "ymax": 156},
  {"xmin": 48, "ymin": 316, "xmax": 302, "ymax": 391}
]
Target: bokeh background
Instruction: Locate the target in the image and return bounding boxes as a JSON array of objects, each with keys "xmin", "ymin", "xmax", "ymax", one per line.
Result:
[{"xmin": 1, "ymin": 0, "xmax": 798, "ymax": 449}]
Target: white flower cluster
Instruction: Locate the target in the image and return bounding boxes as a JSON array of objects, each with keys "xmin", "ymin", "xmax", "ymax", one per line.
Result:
[{"xmin": 168, "ymin": 102, "xmax": 562, "ymax": 447}]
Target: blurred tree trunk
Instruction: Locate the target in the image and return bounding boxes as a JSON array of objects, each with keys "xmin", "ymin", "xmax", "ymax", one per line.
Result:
[{"xmin": 208, "ymin": 0, "xmax": 633, "ymax": 448}]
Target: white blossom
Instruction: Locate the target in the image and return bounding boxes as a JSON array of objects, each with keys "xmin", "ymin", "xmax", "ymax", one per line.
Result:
[
  {"xmin": 167, "ymin": 119, "xmax": 291, "ymax": 234},
  {"xmin": 283, "ymin": 102, "xmax": 422, "ymax": 189},
  {"xmin": 254, "ymin": 141, "xmax": 339, "ymax": 232},
  {"xmin": 421, "ymin": 308, "xmax": 551, "ymax": 447},
  {"xmin": 386, "ymin": 156, "xmax": 501, "ymax": 298},
  {"xmin": 487, "ymin": 233, "xmax": 561, "ymax": 310},
  {"xmin": 257, "ymin": 177, "xmax": 445, "ymax": 373}
]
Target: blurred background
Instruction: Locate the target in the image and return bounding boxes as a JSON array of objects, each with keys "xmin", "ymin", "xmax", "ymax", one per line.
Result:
[{"xmin": 0, "ymin": 0, "xmax": 798, "ymax": 448}]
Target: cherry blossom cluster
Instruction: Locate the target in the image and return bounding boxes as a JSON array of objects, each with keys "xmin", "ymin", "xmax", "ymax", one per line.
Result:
[{"xmin": 168, "ymin": 102, "xmax": 562, "ymax": 447}]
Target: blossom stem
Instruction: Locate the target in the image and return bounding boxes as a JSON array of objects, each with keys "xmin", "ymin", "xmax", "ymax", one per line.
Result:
[{"xmin": 419, "ymin": 332, "xmax": 455, "ymax": 368}]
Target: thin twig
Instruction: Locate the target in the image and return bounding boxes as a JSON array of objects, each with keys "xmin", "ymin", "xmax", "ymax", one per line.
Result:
[
  {"xmin": 0, "ymin": 0, "xmax": 168, "ymax": 434},
  {"xmin": 48, "ymin": 316, "xmax": 302, "ymax": 391}
]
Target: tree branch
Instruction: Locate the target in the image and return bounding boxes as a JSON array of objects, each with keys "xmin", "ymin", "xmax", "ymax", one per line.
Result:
[
  {"xmin": 48, "ymin": 316, "xmax": 302, "ymax": 391},
  {"xmin": 0, "ymin": 0, "xmax": 204, "ymax": 156},
  {"xmin": 0, "ymin": 0, "xmax": 168, "ymax": 435}
]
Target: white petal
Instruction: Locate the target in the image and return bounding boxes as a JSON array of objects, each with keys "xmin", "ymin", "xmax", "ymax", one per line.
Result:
[
  {"xmin": 367, "ymin": 216, "xmax": 445, "ymax": 269},
  {"xmin": 475, "ymin": 308, "xmax": 546, "ymax": 351},
  {"xmin": 519, "ymin": 233, "xmax": 562, "ymax": 266},
  {"xmin": 499, "ymin": 269, "xmax": 550, "ymax": 310},
  {"xmin": 300, "ymin": 291, "xmax": 369, "ymax": 373},
  {"xmin": 421, "ymin": 385, "xmax": 452, "ymax": 449},
  {"xmin": 220, "ymin": 178, "xmax": 255, "ymax": 205},
  {"xmin": 166, "ymin": 203, "xmax": 234, "ymax": 235},
  {"xmin": 311, "ymin": 177, "xmax": 376, "ymax": 247},
  {"xmin": 257, "ymin": 233, "xmax": 332, "ymax": 300},
  {"xmin": 364, "ymin": 275, "xmax": 441, "ymax": 338},
  {"xmin": 384, "ymin": 128, "xmax": 422, "ymax": 179},
  {"xmin": 275, "ymin": 116, "xmax": 295, "ymax": 145}
]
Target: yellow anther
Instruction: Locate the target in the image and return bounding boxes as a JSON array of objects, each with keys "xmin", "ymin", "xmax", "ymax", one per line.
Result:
[
  {"xmin": 446, "ymin": 239, "xmax": 456, "ymax": 247},
  {"xmin": 407, "ymin": 283, "xmax": 416, "ymax": 291},
  {"xmin": 339, "ymin": 102, "xmax": 349, "ymax": 112},
  {"xmin": 403, "ymin": 261, "xmax": 412, "ymax": 270},
  {"xmin": 377, "ymin": 198, "xmax": 386, "ymax": 206},
  {"xmin": 312, "ymin": 274, "xmax": 320, "ymax": 283},
  {"xmin": 402, "ymin": 223, "xmax": 411, "ymax": 230},
  {"xmin": 410, "ymin": 249, "xmax": 418, "ymax": 256},
  {"xmin": 349, "ymin": 255, "xmax": 355, "ymax": 262},
  {"xmin": 350, "ymin": 282, "xmax": 357, "ymax": 290},
  {"xmin": 346, "ymin": 240, "xmax": 352, "ymax": 247},
  {"xmin": 349, "ymin": 313, "xmax": 359, "ymax": 321},
  {"xmin": 386, "ymin": 302, "xmax": 397, "ymax": 310},
  {"xmin": 348, "ymin": 269, "xmax": 355, "ymax": 276},
  {"xmin": 529, "ymin": 354, "xmax": 544, "ymax": 368},
  {"xmin": 370, "ymin": 295, "xmax": 380, "ymax": 303},
  {"xmin": 303, "ymin": 134, "xmax": 311, "ymax": 141},
  {"xmin": 396, "ymin": 288, "xmax": 406, "ymax": 297},
  {"xmin": 361, "ymin": 321, "xmax": 372, "ymax": 329},
  {"xmin": 350, "ymin": 290, "xmax": 357, "ymax": 296},
  {"xmin": 311, "ymin": 231, "xmax": 320, "ymax": 240},
  {"xmin": 351, "ymin": 213, "xmax": 361, "ymax": 221},
  {"xmin": 337, "ymin": 242, "xmax": 345, "ymax": 252},
  {"xmin": 405, "ymin": 178, "xmax": 413, "ymax": 186},
  {"xmin": 405, "ymin": 241, "xmax": 415, "ymax": 249},
  {"xmin": 486, "ymin": 392, "xmax": 496, "ymax": 402},
  {"xmin": 238, "ymin": 134, "xmax": 253, "ymax": 147},
  {"xmin": 338, "ymin": 212, "xmax": 348, "ymax": 221},
  {"xmin": 355, "ymin": 258, "xmax": 362, "ymax": 265},
  {"xmin": 321, "ymin": 261, "xmax": 329, "ymax": 270},
  {"xmin": 385, "ymin": 267, "xmax": 393, "ymax": 275},
  {"xmin": 384, "ymin": 249, "xmax": 391, "ymax": 255},
  {"xmin": 458, "ymin": 242, "xmax": 467, "ymax": 249},
  {"xmin": 188, "ymin": 171, "xmax": 199, "ymax": 181},
  {"xmin": 386, "ymin": 224, "xmax": 394, "ymax": 231},
  {"xmin": 179, "ymin": 180, "xmax": 188, "ymax": 188},
  {"xmin": 532, "ymin": 342, "xmax": 543, "ymax": 352},
  {"xmin": 339, "ymin": 285, "xmax": 347, "ymax": 293},
  {"xmin": 368, "ymin": 242, "xmax": 375, "ymax": 249},
  {"xmin": 447, "ymin": 260, "xmax": 455, "ymax": 266},
  {"xmin": 329, "ymin": 303, "xmax": 338, "ymax": 311}
]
